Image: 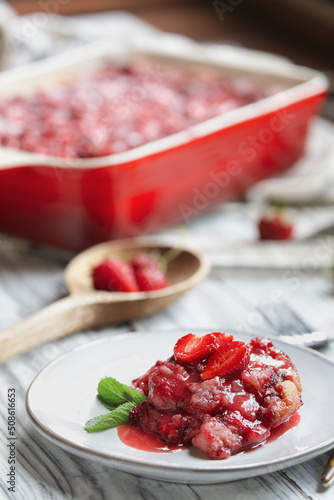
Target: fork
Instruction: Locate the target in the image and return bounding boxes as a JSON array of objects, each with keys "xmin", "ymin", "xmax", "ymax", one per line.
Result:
[
  {"xmin": 257, "ymin": 300, "xmax": 328, "ymax": 348},
  {"xmin": 322, "ymin": 452, "xmax": 334, "ymax": 489}
]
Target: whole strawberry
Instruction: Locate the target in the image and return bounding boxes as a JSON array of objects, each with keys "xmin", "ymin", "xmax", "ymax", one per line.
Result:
[
  {"xmin": 93, "ymin": 257, "xmax": 139, "ymax": 292},
  {"xmin": 131, "ymin": 252, "xmax": 168, "ymax": 291},
  {"xmin": 258, "ymin": 207, "xmax": 293, "ymax": 241}
]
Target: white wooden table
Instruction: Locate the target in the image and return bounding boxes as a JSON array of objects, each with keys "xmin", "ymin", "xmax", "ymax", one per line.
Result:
[{"xmin": 1, "ymin": 203, "xmax": 334, "ymax": 499}]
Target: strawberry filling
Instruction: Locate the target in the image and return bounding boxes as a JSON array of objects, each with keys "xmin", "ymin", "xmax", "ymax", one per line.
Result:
[
  {"xmin": 0, "ymin": 63, "xmax": 271, "ymax": 159},
  {"xmin": 130, "ymin": 333, "xmax": 302, "ymax": 459}
]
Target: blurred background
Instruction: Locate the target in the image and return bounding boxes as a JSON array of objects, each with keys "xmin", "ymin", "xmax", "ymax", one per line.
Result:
[
  {"xmin": 2, "ymin": 0, "xmax": 334, "ymax": 121},
  {"xmin": 1, "ymin": 0, "xmax": 334, "ymax": 251}
]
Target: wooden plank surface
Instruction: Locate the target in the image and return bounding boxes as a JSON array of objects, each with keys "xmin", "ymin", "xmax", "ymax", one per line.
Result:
[{"xmin": 0, "ymin": 210, "xmax": 334, "ymax": 498}]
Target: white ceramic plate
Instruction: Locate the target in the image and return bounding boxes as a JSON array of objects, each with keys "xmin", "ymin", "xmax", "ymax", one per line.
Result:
[{"xmin": 26, "ymin": 330, "xmax": 334, "ymax": 484}]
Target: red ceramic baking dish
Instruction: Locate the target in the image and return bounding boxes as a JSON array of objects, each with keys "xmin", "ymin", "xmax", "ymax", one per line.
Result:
[{"xmin": 0, "ymin": 39, "xmax": 328, "ymax": 251}]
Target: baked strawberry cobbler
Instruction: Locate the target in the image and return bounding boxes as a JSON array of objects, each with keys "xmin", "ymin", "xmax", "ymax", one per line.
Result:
[
  {"xmin": 0, "ymin": 62, "xmax": 271, "ymax": 158},
  {"xmin": 129, "ymin": 333, "xmax": 302, "ymax": 459}
]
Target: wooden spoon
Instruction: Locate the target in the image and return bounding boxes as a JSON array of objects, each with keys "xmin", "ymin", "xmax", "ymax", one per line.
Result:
[{"xmin": 0, "ymin": 238, "xmax": 210, "ymax": 363}]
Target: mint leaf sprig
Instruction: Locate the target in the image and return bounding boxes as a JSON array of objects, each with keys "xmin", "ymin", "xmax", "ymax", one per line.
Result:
[
  {"xmin": 85, "ymin": 401, "xmax": 135, "ymax": 432},
  {"xmin": 84, "ymin": 377, "xmax": 146, "ymax": 433}
]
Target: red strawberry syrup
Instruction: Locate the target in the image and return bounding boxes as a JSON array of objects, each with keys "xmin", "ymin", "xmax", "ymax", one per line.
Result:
[
  {"xmin": 264, "ymin": 412, "xmax": 301, "ymax": 445},
  {"xmin": 117, "ymin": 413, "xmax": 300, "ymax": 455},
  {"xmin": 117, "ymin": 424, "xmax": 189, "ymax": 453}
]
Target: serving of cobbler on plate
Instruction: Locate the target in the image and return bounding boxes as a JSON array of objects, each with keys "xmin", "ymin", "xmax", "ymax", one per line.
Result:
[{"xmin": 129, "ymin": 332, "xmax": 302, "ymax": 459}]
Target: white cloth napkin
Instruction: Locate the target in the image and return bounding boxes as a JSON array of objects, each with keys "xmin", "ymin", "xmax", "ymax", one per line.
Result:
[
  {"xmin": 0, "ymin": 0, "xmax": 15, "ymax": 68},
  {"xmin": 247, "ymin": 118, "xmax": 334, "ymax": 206},
  {"xmin": 3, "ymin": 10, "xmax": 192, "ymax": 68}
]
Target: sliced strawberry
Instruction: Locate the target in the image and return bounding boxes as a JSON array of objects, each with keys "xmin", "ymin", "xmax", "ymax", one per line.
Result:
[
  {"xmin": 174, "ymin": 332, "xmax": 233, "ymax": 364},
  {"xmin": 93, "ymin": 257, "xmax": 139, "ymax": 292},
  {"xmin": 134, "ymin": 266, "xmax": 168, "ymax": 291},
  {"xmin": 210, "ymin": 332, "xmax": 234, "ymax": 347},
  {"xmin": 201, "ymin": 341, "xmax": 250, "ymax": 380},
  {"xmin": 174, "ymin": 334, "xmax": 213, "ymax": 363}
]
